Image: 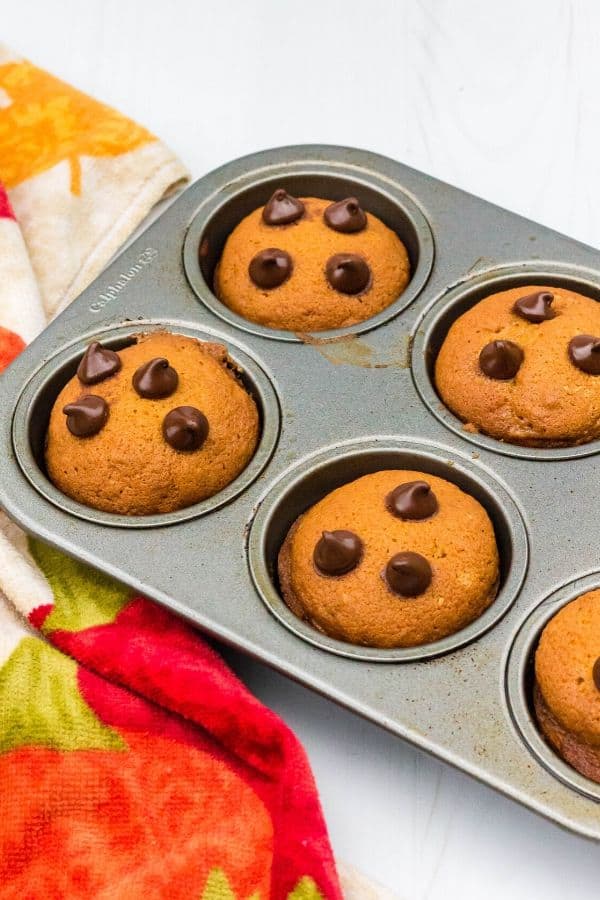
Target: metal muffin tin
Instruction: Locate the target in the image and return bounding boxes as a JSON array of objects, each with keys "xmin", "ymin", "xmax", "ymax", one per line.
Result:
[{"xmin": 2, "ymin": 145, "xmax": 600, "ymax": 840}]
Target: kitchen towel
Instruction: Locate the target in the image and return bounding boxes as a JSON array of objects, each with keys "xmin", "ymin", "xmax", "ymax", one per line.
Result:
[{"xmin": 0, "ymin": 46, "xmax": 351, "ymax": 899}]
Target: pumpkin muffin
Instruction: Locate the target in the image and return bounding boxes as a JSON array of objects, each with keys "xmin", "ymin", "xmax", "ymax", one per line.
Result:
[
  {"xmin": 214, "ymin": 189, "xmax": 411, "ymax": 332},
  {"xmin": 435, "ymin": 285, "xmax": 600, "ymax": 447},
  {"xmin": 278, "ymin": 470, "xmax": 499, "ymax": 648},
  {"xmin": 534, "ymin": 591, "xmax": 600, "ymax": 783},
  {"xmin": 46, "ymin": 332, "xmax": 259, "ymax": 515}
]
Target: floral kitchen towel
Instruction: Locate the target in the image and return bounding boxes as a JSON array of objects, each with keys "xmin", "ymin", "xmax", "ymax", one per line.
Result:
[
  {"xmin": 0, "ymin": 44, "xmax": 187, "ymax": 319},
  {"xmin": 0, "ymin": 48, "xmax": 343, "ymax": 899}
]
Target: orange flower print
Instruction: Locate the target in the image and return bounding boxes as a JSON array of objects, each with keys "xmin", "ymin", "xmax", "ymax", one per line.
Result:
[
  {"xmin": 0, "ymin": 732, "xmax": 274, "ymax": 899},
  {"xmin": 0, "ymin": 326, "xmax": 25, "ymax": 372},
  {"xmin": 0, "ymin": 59, "xmax": 154, "ymax": 194}
]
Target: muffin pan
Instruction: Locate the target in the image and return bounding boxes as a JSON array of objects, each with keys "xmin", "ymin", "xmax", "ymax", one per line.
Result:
[{"xmin": 2, "ymin": 145, "xmax": 600, "ymax": 840}]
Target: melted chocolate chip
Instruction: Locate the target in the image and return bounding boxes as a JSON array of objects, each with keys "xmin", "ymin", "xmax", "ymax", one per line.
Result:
[
  {"xmin": 63, "ymin": 395, "xmax": 108, "ymax": 437},
  {"xmin": 262, "ymin": 189, "xmax": 305, "ymax": 225},
  {"xmin": 384, "ymin": 551, "xmax": 432, "ymax": 597},
  {"xmin": 513, "ymin": 291, "xmax": 556, "ymax": 323},
  {"xmin": 313, "ymin": 530, "xmax": 363, "ymax": 576},
  {"xmin": 163, "ymin": 406, "xmax": 209, "ymax": 451},
  {"xmin": 479, "ymin": 340, "xmax": 524, "ymax": 380},
  {"xmin": 323, "ymin": 197, "xmax": 367, "ymax": 234},
  {"xmin": 386, "ymin": 481, "xmax": 438, "ymax": 521},
  {"xmin": 325, "ymin": 254, "xmax": 371, "ymax": 295},
  {"xmin": 133, "ymin": 357, "xmax": 178, "ymax": 399},
  {"xmin": 593, "ymin": 657, "xmax": 600, "ymax": 692},
  {"xmin": 568, "ymin": 334, "xmax": 600, "ymax": 375},
  {"xmin": 77, "ymin": 341, "xmax": 121, "ymax": 385},
  {"xmin": 249, "ymin": 248, "xmax": 292, "ymax": 289}
]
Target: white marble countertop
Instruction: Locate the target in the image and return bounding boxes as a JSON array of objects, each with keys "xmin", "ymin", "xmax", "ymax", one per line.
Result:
[{"xmin": 4, "ymin": 1, "xmax": 600, "ymax": 895}]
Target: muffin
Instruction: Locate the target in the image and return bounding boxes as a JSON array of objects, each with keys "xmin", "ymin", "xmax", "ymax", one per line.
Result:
[
  {"xmin": 46, "ymin": 332, "xmax": 259, "ymax": 515},
  {"xmin": 435, "ymin": 285, "xmax": 600, "ymax": 447},
  {"xmin": 534, "ymin": 591, "xmax": 600, "ymax": 783},
  {"xmin": 214, "ymin": 189, "xmax": 410, "ymax": 332},
  {"xmin": 278, "ymin": 470, "xmax": 499, "ymax": 648}
]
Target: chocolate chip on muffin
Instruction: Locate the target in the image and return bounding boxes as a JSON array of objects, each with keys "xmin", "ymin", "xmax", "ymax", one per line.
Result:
[
  {"xmin": 324, "ymin": 253, "xmax": 371, "ymax": 295},
  {"xmin": 384, "ymin": 551, "xmax": 432, "ymax": 597},
  {"xmin": 262, "ymin": 189, "xmax": 305, "ymax": 226},
  {"xmin": 323, "ymin": 198, "xmax": 367, "ymax": 234},
  {"xmin": 313, "ymin": 530, "xmax": 363, "ymax": 576},
  {"xmin": 479, "ymin": 340, "xmax": 524, "ymax": 380},
  {"xmin": 248, "ymin": 248, "xmax": 293, "ymax": 289},
  {"xmin": 132, "ymin": 357, "xmax": 178, "ymax": 399},
  {"xmin": 568, "ymin": 334, "xmax": 600, "ymax": 375},
  {"xmin": 77, "ymin": 341, "xmax": 121, "ymax": 384},
  {"xmin": 162, "ymin": 406, "xmax": 209, "ymax": 452},
  {"xmin": 63, "ymin": 396, "xmax": 108, "ymax": 437},
  {"xmin": 513, "ymin": 290, "xmax": 555, "ymax": 323}
]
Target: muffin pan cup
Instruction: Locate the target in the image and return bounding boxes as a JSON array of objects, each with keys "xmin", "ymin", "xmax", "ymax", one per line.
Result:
[
  {"xmin": 248, "ymin": 437, "xmax": 528, "ymax": 662},
  {"xmin": 506, "ymin": 573, "xmax": 600, "ymax": 803},
  {"xmin": 12, "ymin": 321, "xmax": 280, "ymax": 528},
  {"xmin": 3, "ymin": 145, "xmax": 600, "ymax": 839}
]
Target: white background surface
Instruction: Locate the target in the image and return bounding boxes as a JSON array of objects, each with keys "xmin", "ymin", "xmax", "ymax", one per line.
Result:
[{"xmin": 4, "ymin": 1, "xmax": 600, "ymax": 896}]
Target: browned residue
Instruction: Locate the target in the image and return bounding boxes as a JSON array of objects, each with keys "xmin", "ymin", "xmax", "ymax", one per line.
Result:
[{"xmin": 296, "ymin": 331, "xmax": 412, "ymax": 369}]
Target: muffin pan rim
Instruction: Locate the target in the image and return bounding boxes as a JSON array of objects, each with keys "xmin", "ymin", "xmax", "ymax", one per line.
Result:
[
  {"xmin": 11, "ymin": 319, "xmax": 281, "ymax": 529},
  {"xmin": 182, "ymin": 155, "xmax": 435, "ymax": 343},
  {"xmin": 247, "ymin": 435, "xmax": 529, "ymax": 662},
  {"xmin": 411, "ymin": 261, "xmax": 600, "ymax": 461},
  {"xmin": 505, "ymin": 572, "xmax": 600, "ymax": 803}
]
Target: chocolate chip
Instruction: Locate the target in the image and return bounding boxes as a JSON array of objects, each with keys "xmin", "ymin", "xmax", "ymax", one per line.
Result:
[
  {"xmin": 323, "ymin": 197, "xmax": 367, "ymax": 234},
  {"xmin": 262, "ymin": 189, "xmax": 305, "ymax": 226},
  {"xmin": 163, "ymin": 406, "xmax": 209, "ymax": 451},
  {"xmin": 313, "ymin": 530, "xmax": 363, "ymax": 576},
  {"xmin": 386, "ymin": 481, "xmax": 438, "ymax": 521},
  {"xmin": 325, "ymin": 254, "xmax": 371, "ymax": 295},
  {"xmin": 77, "ymin": 341, "xmax": 121, "ymax": 385},
  {"xmin": 593, "ymin": 657, "xmax": 600, "ymax": 692},
  {"xmin": 384, "ymin": 551, "xmax": 432, "ymax": 597},
  {"xmin": 249, "ymin": 248, "xmax": 293, "ymax": 289},
  {"xmin": 132, "ymin": 357, "xmax": 178, "ymax": 399},
  {"xmin": 63, "ymin": 395, "xmax": 108, "ymax": 437},
  {"xmin": 479, "ymin": 340, "xmax": 524, "ymax": 380},
  {"xmin": 513, "ymin": 291, "xmax": 555, "ymax": 323},
  {"xmin": 568, "ymin": 334, "xmax": 600, "ymax": 375}
]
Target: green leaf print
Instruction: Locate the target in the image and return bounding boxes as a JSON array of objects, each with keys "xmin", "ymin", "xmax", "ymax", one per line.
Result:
[
  {"xmin": 287, "ymin": 877, "xmax": 325, "ymax": 900},
  {"xmin": 0, "ymin": 636, "xmax": 124, "ymax": 753},
  {"xmin": 28, "ymin": 537, "xmax": 130, "ymax": 633}
]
